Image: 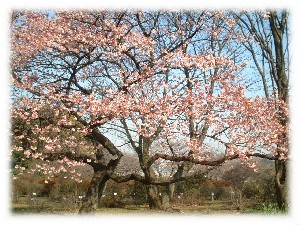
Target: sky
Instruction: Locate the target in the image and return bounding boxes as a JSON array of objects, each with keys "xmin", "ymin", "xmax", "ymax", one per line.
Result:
[{"xmin": 1, "ymin": 0, "xmax": 300, "ymax": 225}]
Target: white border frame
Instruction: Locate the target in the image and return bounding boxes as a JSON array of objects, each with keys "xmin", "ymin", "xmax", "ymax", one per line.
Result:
[{"xmin": 1, "ymin": 1, "xmax": 299, "ymax": 225}]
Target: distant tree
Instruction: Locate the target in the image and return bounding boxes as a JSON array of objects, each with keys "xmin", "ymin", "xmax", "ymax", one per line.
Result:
[{"xmin": 221, "ymin": 159, "xmax": 276, "ymax": 203}]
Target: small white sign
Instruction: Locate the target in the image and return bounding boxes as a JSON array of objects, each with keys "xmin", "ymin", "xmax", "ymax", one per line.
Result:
[
  {"xmin": 113, "ymin": 192, "xmax": 117, "ymax": 196},
  {"xmin": 32, "ymin": 193, "xmax": 36, "ymax": 196}
]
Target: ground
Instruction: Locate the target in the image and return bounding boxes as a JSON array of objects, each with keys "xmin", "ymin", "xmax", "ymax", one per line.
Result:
[{"xmin": 11, "ymin": 196, "xmax": 284, "ymax": 215}]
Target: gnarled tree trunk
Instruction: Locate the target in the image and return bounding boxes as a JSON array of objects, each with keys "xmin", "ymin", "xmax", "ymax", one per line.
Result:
[
  {"xmin": 79, "ymin": 170, "xmax": 108, "ymax": 214},
  {"xmin": 147, "ymin": 184, "xmax": 175, "ymax": 211},
  {"xmin": 97, "ymin": 174, "xmax": 110, "ymax": 208},
  {"xmin": 161, "ymin": 191, "xmax": 170, "ymax": 210},
  {"xmin": 162, "ymin": 184, "xmax": 176, "ymax": 210},
  {"xmin": 147, "ymin": 185, "xmax": 162, "ymax": 210}
]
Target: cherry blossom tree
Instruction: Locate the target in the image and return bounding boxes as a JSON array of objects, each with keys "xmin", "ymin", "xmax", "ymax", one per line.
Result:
[
  {"xmin": 10, "ymin": 10, "xmax": 288, "ymax": 212},
  {"xmin": 109, "ymin": 11, "xmax": 288, "ymax": 210}
]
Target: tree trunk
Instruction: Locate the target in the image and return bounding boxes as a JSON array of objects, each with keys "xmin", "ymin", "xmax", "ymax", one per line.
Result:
[
  {"xmin": 147, "ymin": 185, "xmax": 162, "ymax": 210},
  {"xmin": 168, "ymin": 183, "xmax": 175, "ymax": 201},
  {"xmin": 161, "ymin": 191, "xmax": 170, "ymax": 210},
  {"xmin": 79, "ymin": 170, "xmax": 107, "ymax": 214},
  {"xmin": 97, "ymin": 174, "xmax": 109, "ymax": 208},
  {"xmin": 147, "ymin": 184, "xmax": 175, "ymax": 211},
  {"xmin": 269, "ymin": 11, "xmax": 288, "ymax": 211},
  {"xmin": 161, "ymin": 184, "xmax": 175, "ymax": 210},
  {"xmin": 237, "ymin": 11, "xmax": 289, "ymax": 210},
  {"xmin": 275, "ymin": 159, "xmax": 287, "ymax": 210}
]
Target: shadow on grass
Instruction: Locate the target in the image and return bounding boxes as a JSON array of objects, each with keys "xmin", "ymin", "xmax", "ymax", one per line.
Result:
[
  {"xmin": 12, "ymin": 206, "xmax": 66, "ymax": 214},
  {"xmin": 123, "ymin": 207, "xmax": 141, "ymax": 211}
]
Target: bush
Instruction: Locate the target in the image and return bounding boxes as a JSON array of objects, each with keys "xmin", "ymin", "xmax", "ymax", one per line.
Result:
[
  {"xmin": 101, "ymin": 180, "xmax": 148, "ymax": 206},
  {"xmin": 12, "ymin": 174, "xmax": 44, "ymax": 196},
  {"xmin": 242, "ymin": 176, "xmax": 276, "ymax": 203},
  {"xmin": 48, "ymin": 178, "xmax": 90, "ymax": 200},
  {"xmin": 101, "ymin": 195, "xmax": 126, "ymax": 208}
]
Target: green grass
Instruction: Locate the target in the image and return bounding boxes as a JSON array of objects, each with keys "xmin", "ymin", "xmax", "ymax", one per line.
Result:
[{"xmin": 242, "ymin": 203, "xmax": 286, "ymax": 215}]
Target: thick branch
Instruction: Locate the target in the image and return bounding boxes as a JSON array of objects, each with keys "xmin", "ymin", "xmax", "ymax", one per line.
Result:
[
  {"xmin": 147, "ymin": 153, "xmax": 239, "ymax": 169},
  {"xmin": 43, "ymin": 152, "xmax": 107, "ymax": 172},
  {"xmin": 90, "ymin": 128, "xmax": 123, "ymax": 157},
  {"xmin": 108, "ymin": 167, "xmax": 215, "ymax": 186}
]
